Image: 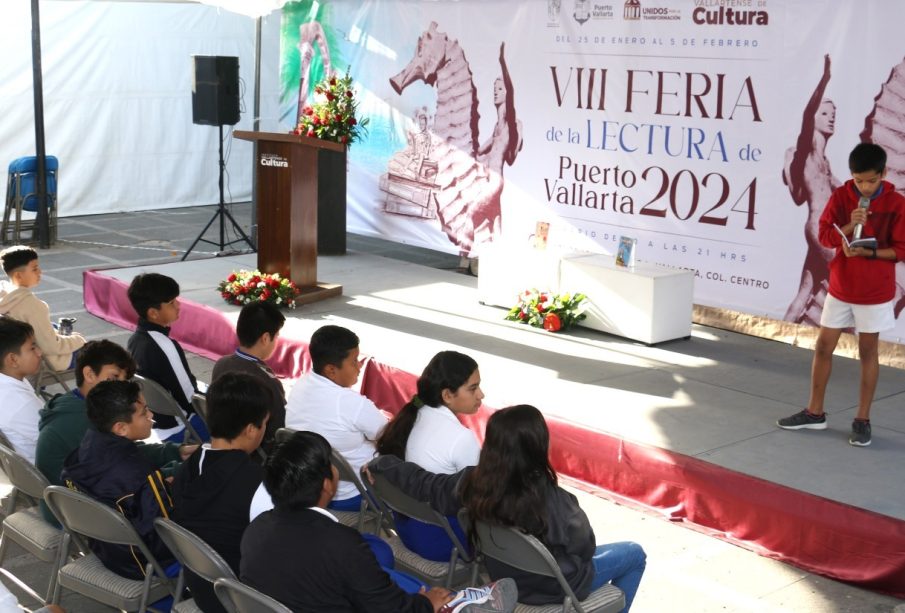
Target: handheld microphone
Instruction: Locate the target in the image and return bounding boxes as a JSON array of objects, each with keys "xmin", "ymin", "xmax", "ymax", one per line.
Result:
[{"xmin": 853, "ymin": 197, "xmax": 870, "ymax": 240}]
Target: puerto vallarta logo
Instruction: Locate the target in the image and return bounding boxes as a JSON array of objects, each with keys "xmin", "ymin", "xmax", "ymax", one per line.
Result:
[
  {"xmin": 624, "ymin": 0, "xmax": 641, "ymax": 20},
  {"xmin": 692, "ymin": 0, "xmax": 768, "ymax": 25},
  {"xmin": 573, "ymin": 0, "xmax": 590, "ymax": 24}
]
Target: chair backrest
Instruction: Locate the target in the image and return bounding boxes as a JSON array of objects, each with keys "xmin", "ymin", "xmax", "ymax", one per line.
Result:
[
  {"xmin": 8, "ymin": 156, "xmax": 59, "ymax": 174},
  {"xmin": 44, "ymin": 485, "xmax": 148, "ymax": 546},
  {"xmin": 473, "ymin": 519, "xmax": 587, "ymax": 607},
  {"xmin": 330, "ymin": 448, "xmax": 372, "ymax": 500},
  {"xmin": 191, "ymin": 393, "xmax": 208, "ymax": 426},
  {"xmin": 369, "ymin": 472, "xmax": 445, "ymax": 528},
  {"xmin": 32, "ymin": 356, "xmax": 75, "ymax": 399},
  {"xmin": 369, "ymin": 471, "xmax": 471, "ymax": 562},
  {"xmin": 0, "ymin": 431, "xmax": 13, "ymax": 452},
  {"xmin": 213, "ymin": 577, "xmax": 292, "ymax": 613},
  {"xmin": 153, "ymin": 518, "xmax": 236, "ymax": 584},
  {"xmin": 134, "ymin": 374, "xmax": 201, "ymax": 443},
  {"xmin": 0, "ymin": 443, "xmax": 50, "ymax": 502}
]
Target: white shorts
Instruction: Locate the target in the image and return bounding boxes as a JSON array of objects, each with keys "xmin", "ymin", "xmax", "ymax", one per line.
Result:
[{"xmin": 820, "ymin": 294, "xmax": 895, "ymax": 333}]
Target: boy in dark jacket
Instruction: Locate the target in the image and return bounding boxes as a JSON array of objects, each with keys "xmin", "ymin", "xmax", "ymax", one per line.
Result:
[
  {"xmin": 35, "ymin": 339, "xmax": 136, "ymax": 523},
  {"xmin": 126, "ymin": 272, "xmax": 207, "ymax": 442},
  {"xmin": 61, "ymin": 379, "xmax": 196, "ymax": 579},
  {"xmin": 171, "ymin": 372, "xmax": 271, "ymax": 613}
]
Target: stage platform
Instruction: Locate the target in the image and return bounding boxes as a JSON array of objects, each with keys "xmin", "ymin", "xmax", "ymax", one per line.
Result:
[{"xmin": 83, "ymin": 252, "xmax": 905, "ymax": 597}]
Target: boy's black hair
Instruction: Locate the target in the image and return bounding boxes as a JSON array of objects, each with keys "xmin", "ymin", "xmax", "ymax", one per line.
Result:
[
  {"xmin": 75, "ymin": 340, "xmax": 136, "ymax": 387},
  {"xmin": 206, "ymin": 372, "xmax": 271, "ymax": 440},
  {"xmin": 86, "ymin": 380, "xmax": 142, "ymax": 433},
  {"xmin": 263, "ymin": 431, "xmax": 333, "ymax": 511},
  {"xmin": 0, "ymin": 317, "xmax": 35, "ymax": 365},
  {"xmin": 849, "ymin": 143, "xmax": 887, "ymax": 175},
  {"xmin": 309, "ymin": 325, "xmax": 359, "ymax": 376},
  {"xmin": 127, "ymin": 273, "xmax": 180, "ymax": 320},
  {"xmin": 236, "ymin": 301, "xmax": 286, "ymax": 348},
  {"xmin": 0, "ymin": 246, "xmax": 38, "ymax": 275}
]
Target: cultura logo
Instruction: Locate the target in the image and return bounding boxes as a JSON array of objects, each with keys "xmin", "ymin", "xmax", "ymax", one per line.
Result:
[
  {"xmin": 624, "ymin": 0, "xmax": 641, "ymax": 20},
  {"xmin": 692, "ymin": 5, "xmax": 769, "ymax": 25},
  {"xmin": 260, "ymin": 154, "xmax": 289, "ymax": 168}
]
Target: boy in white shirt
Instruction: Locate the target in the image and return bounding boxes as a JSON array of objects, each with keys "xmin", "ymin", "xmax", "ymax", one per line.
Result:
[
  {"xmin": 0, "ymin": 317, "xmax": 44, "ymax": 462},
  {"xmin": 285, "ymin": 325, "xmax": 387, "ymax": 510}
]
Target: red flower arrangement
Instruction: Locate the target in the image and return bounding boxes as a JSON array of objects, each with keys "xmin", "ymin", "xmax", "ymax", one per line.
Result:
[
  {"xmin": 217, "ymin": 269, "xmax": 301, "ymax": 309},
  {"xmin": 505, "ymin": 289, "xmax": 588, "ymax": 332},
  {"xmin": 293, "ymin": 71, "xmax": 369, "ymax": 146}
]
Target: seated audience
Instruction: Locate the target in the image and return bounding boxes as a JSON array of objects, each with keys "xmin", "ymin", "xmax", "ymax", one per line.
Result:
[
  {"xmin": 61, "ymin": 379, "xmax": 196, "ymax": 579},
  {"xmin": 211, "ymin": 301, "xmax": 286, "ymax": 452},
  {"xmin": 240, "ymin": 430, "xmax": 517, "ymax": 613},
  {"xmin": 35, "ymin": 339, "xmax": 135, "ymax": 523},
  {"xmin": 369, "ymin": 405, "xmax": 647, "ymax": 612},
  {"xmin": 0, "ymin": 317, "xmax": 43, "ymax": 462},
  {"xmin": 171, "ymin": 372, "xmax": 272, "ymax": 613},
  {"xmin": 376, "ymin": 350, "xmax": 483, "ymax": 560},
  {"xmin": 0, "ymin": 245, "xmax": 86, "ymax": 370},
  {"xmin": 285, "ymin": 325, "xmax": 387, "ymax": 510},
  {"xmin": 126, "ymin": 272, "xmax": 207, "ymax": 442}
]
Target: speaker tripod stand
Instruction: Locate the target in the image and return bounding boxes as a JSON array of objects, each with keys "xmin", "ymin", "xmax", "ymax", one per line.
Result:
[{"xmin": 182, "ymin": 124, "xmax": 255, "ymax": 260}]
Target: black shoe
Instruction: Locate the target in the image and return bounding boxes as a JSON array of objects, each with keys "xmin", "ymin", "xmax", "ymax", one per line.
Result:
[
  {"xmin": 849, "ymin": 420, "xmax": 871, "ymax": 447},
  {"xmin": 777, "ymin": 409, "xmax": 827, "ymax": 430}
]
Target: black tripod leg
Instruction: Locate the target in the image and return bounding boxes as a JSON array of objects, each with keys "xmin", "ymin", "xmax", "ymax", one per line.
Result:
[{"xmin": 181, "ymin": 206, "xmax": 221, "ymax": 261}]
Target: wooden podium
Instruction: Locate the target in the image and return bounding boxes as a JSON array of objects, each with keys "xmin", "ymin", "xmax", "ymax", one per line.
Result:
[{"xmin": 234, "ymin": 130, "xmax": 344, "ymax": 305}]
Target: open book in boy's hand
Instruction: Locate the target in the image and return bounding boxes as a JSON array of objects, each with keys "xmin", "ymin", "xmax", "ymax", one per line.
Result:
[{"xmin": 833, "ymin": 223, "xmax": 878, "ymax": 250}]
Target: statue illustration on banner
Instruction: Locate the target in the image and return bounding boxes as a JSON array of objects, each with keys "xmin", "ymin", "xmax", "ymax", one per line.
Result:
[
  {"xmin": 380, "ymin": 22, "xmax": 523, "ymax": 257},
  {"xmin": 784, "ymin": 54, "xmax": 905, "ymax": 325}
]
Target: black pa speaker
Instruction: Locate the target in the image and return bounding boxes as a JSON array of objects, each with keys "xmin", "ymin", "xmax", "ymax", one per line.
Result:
[{"xmin": 192, "ymin": 55, "xmax": 240, "ymax": 126}]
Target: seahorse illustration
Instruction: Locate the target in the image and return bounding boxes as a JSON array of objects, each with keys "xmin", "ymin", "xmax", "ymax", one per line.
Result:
[
  {"xmin": 297, "ymin": 21, "xmax": 332, "ymax": 124},
  {"xmin": 389, "ymin": 22, "xmax": 522, "ymax": 255}
]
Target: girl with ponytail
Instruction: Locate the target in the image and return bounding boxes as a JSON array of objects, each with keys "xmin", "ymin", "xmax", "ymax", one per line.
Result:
[
  {"xmin": 376, "ymin": 350, "xmax": 483, "ymax": 473},
  {"xmin": 375, "ymin": 350, "xmax": 484, "ymax": 560}
]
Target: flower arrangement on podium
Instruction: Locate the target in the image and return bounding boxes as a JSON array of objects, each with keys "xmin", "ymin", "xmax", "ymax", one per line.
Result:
[
  {"xmin": 293, "ymin": 70, "xmax": 369, "ymax": 146},
  {"xmin": 217, "ymin": 270, "xmax": 302, "ymax": 308},
  {"xmin": 505, "ymin": 289, "xmax": 588, "ymax": 332}
]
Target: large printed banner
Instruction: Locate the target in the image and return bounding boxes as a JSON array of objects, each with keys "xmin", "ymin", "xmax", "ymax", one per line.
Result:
[{"xmin": 279, "ymin": 1, "xmax": 905, "ymax": 342}]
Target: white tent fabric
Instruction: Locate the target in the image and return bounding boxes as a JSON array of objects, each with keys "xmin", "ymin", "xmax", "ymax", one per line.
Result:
[
  {"xmin": 0, "ymin": 1, "xmax": 283, "ymax": 216},
  {"xmin": 193, "ymin": 0, "xmax": 286, "ymax": 18}
]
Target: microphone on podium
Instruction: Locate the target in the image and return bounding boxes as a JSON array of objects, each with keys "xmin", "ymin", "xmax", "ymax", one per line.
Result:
[{"xmin": 853, "ymin": 196, "xmax": 870, "ymax": 240}]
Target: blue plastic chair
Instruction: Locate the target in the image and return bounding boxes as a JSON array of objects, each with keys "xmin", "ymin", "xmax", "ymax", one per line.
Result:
[{"xmin": 3, "ymin": 155, "xmax": 59, "ymax": 244}]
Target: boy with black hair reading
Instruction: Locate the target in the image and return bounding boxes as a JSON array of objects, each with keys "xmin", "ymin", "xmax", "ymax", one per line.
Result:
[
  {"xmin": 61, "ymin": 379, "xmax": 196, "ymax": 579},
  {"xmin": 36, "ymin": 339, "xmax": 135, "ymax": 522},
  {"xmin": 211, "ymin": 301, "xmax": 286, "ymax": 452},
  {"xmin": 285, "ymin": 324, "xmax": 388, "ymax": 510},
  {"xmin": 240, "ymin": 430, "xmax": 516, "ymax": 613},
  {"xmin": 172, "ymin": 371, "xmax": 273, "ymax": 613},
  {"xmin": 778, "ymin": 143, "xmax": 905, "ymax": 446},
  {"xmin": 126, "ymin": 272, "xmax": 206, "ymax": 442},
  {"xmin": 0, "ymin": 317, "xmax": 43, "ymax": 462},
  {"xmin": 0, "ymin": 245, "xmax": 86, "ymax": 370}
]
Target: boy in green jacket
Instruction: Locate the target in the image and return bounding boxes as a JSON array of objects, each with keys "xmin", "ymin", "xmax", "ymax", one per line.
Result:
[{"xmin": 35, "ymin": 339, "xmax": 135, "ymax": 522}]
